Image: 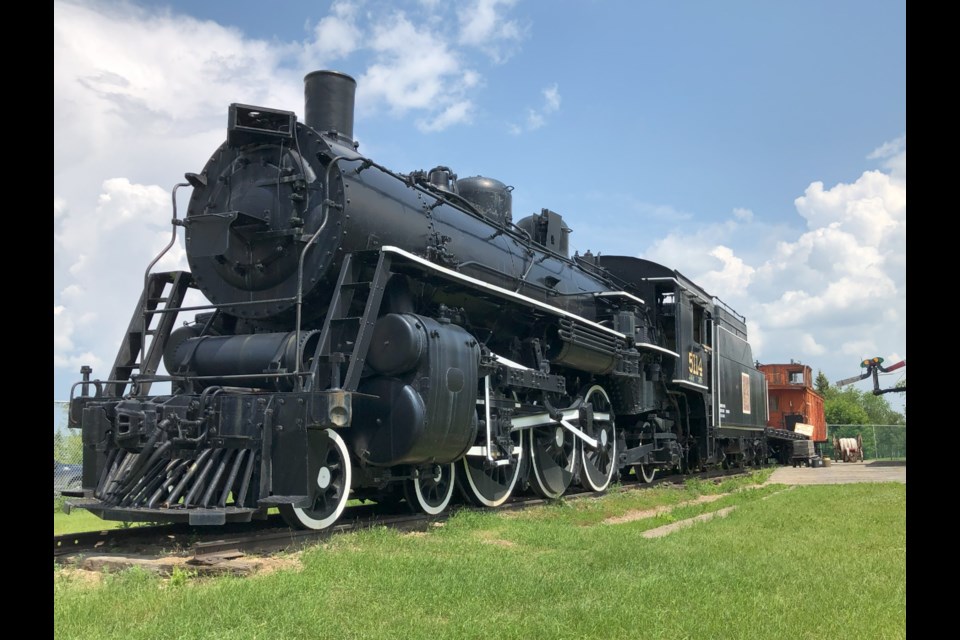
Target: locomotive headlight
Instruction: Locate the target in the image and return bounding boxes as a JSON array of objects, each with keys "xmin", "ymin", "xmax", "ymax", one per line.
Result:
[
  {"xmin": 329, "ymin": 405, "xmax": 349, "ymax": 427},
  {"xmin": 325, "ymin": 391, "xmax": 351, "ymax": 427}
]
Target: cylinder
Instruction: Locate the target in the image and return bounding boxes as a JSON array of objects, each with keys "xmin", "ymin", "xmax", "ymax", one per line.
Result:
[
  {"xmin": 352, "ymin": 315, "xmax": 479, "ymax": 466},
  {"xmin": 304, "ymin": 70, "xmax": 357, "ymax": 140},
  {"xmin": 366, "ymin": 313, "xmax": 426, "ymax": 376}
]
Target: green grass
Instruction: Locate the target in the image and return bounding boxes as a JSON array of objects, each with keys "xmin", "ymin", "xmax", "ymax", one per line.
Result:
[
  {"xmin": 54, "ymin": 508, "xmax": 128, "ymax": 536},
  {"xmin": 54, "ymin": 474, "xmax": 906, "ymax": 639},
  {"xmin": 54, "ymin": 493, "xmax": 161, "ymax": 536}
]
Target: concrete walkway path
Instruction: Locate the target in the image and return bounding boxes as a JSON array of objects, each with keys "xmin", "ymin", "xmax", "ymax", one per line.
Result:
[{"xmin": 767, "ymin": 460, "xmax": 905, "ymax": 485}]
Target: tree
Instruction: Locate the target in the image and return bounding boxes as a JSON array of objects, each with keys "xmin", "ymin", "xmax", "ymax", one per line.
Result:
[
  {"xmin": 822, "ymin": 386, "xmax": 870, "ymax": 424},
  {"xmin": 895, "ymin": 379, "xmax": 906, "ymax": 417},
  {"xmin": 860, "ymin": 391, "xmax": 906, "ymax": 425},
  {"xmin": 814, "ymin": 370, "xmax": 830, "ymax": 395},
  {"xmin": 819, "ymin": 376, "xmax": 905, "ymax": 426}
]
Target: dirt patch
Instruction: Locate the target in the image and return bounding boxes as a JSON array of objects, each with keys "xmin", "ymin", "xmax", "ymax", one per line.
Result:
[
  {"xmin": 56, "ymin": 566, "xmax": 106, "ymax": 586},
  {"xmin": 247, "ymin": 554, "xmax": 302, "ymax": 577},
  {"xmin": 641, "ymin": 506, "xmax": 737, "ymax": 539},
  {"xmin": 482, "ymin": 538, "xmax": 517, "ymax": 548},
  {"xmin": 603, "ymin": 493, "xmax": 727, "ymax": 525},
  {"xmin": 62, "ymin": 552, "xmax": 302, "ymax": 580},
  {"xmin": 476, "ymin": 531, "xmax": 517, "ymax": 548}
]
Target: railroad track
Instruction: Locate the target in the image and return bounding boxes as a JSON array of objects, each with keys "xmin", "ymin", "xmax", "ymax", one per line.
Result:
[{"xmin": 54, "ymin": 468, "xmax": 751, "ymax": 563}]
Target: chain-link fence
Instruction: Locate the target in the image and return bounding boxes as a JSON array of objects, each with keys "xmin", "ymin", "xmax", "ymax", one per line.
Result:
[
  {"xmin": 824, "ymin": 424, "xmax": 906, "ymax": 461},
  {"xmin": 54, "ymin": 401, "xmax": 83, "ymax": 495}
]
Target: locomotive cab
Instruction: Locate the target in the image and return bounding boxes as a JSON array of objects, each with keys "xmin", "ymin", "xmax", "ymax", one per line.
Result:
[{"xmin": 596, "ymin": 255, "xmax": 768, "ymax": 470}]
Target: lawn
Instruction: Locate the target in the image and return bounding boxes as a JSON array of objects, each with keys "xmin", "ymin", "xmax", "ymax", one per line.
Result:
[{"xmin": 54, "ymin": 473, "xmax": 906, "ymax": 640}]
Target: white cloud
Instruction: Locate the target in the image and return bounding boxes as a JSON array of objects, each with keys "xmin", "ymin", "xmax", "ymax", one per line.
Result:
[
  {"xmin": 54, "ymin": 1, "xmax": 299, "ymax": 150},
  {"xmin": 316, "ymin": 1, "xmax": 526, "ymax": 131},
  {"xmin": 53, "ymin": 305, "xmax": 72, "ymax": 353},
  {"xmin": 698, "ymin": 246, "xmax": 755, "ymax": 294},
  {"xmin": 309, "ymin": 1, "xmax": 363, "ymax": 60},
  {"xmin": 867, "ymin": 134, "xmax": 905, "ymax": 160},
  {"xmin": 794, "ymin": 167, "xmax": 905, "ymax": 248},
  {"xmin": 509, "ymin": 83, "xmax": 562, "ymax": 134},
  {"xmin": 54, "ymin": 303, "xmax": 105, "ymax": 372},
  {"xmin": 53, "ymin": 2, "xmax": 904, "ymax": 416},
  {"xmin": 798, "ymin": 333, "xmax": 826, "ymax": 356},
  {"xmin": 54, "ymin": 0, "xmax": 530, "ymax": 395},
  {"xmin": 641, "ymin": 216, "xmax": 742, "ymax": 280},
  {"xmin": 54, "ymin": 176, "xmax": 189, "ymax": 370},
  {"xmin": 542, "ymin": 84, "xmax": 561, "ymax": 112},
  {"xmin": 636, "ymin": 138, "xmax": 905, "ymax": 408},
  {"xmin": 457, "ymin": 0, "xmax": 524, "ymax": 62},
  {"xmin": 418, "ymin": 100, "xmax": 474, "ymax": 132},
  {"xmin": 360, "ymin": 14, "xmax": 466, "ymax": 115}
]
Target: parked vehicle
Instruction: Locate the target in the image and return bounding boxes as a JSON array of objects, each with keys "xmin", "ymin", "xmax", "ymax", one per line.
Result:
[{"xmin": 54, "ymin": 459, "xmax": 83, "ymax": 492}]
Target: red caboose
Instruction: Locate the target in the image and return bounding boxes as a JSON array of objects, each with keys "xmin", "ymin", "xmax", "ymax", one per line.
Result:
[{"xmin": 758, "ymin": 362, "xmax": 826, "ymax": 443}]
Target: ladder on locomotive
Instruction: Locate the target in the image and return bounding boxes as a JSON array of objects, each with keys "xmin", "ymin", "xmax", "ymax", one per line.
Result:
[
  {"xmin": 307, "ymin": 251, "xmax": 392, "ymax": 392},
  {"xmin": 105, "ymin": 271, "xmax": 193, "ymax": 397}
]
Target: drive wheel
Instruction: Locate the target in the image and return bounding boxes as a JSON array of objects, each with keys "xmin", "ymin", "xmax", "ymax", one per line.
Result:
[
  {"xmin": 459, "ymin": 430, "xmax": 523, "ymax": 507},
  {"xmin": 279, "ymin": 429, "xmax": 352, "ymax": 530},
  {"xmin": 579, "ymin": 385, "xmax": 617, "ymax": 492},
  {"xmin": 529, "ymin": 424, "xmax": 579, "ymax": 499}
]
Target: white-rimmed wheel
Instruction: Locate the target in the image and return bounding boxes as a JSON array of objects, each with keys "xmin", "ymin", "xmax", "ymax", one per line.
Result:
[
  {"xmin": 529, "ymin": 424, "xmax": 579, "ymax": 499},
  {"xmin": 459, "ymin": 430, "xmax": 524, "ymax": 507},
  {"xmin": 579, "ymin": 385, "xmax": 617, "ymax": 492},
  {"xmin": 634, "ymin": 464, "xmax": 656, "ymax": 483},
  {"xmin": 279, "ymin": 429, "xmax": 352, "ymax": 530},
  {"xmin": 404, "ymin": 462, "xmax": 456, "ymax": 515}
]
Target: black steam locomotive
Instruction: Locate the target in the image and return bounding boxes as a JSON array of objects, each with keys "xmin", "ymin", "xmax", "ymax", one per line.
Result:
[{"xmin": 66, "ymin": 71, "xmax": 768, "ymax": 529}]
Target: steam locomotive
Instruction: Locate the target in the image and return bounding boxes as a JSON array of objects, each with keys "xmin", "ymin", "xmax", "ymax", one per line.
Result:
[{"xmin": 66, "ymin": 71, "xmax": 769, "ymax": 530}]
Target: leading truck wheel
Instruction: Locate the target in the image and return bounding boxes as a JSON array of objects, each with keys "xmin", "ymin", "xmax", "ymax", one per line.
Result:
[
  {"xmin": 404, "ymin": 463, "xmax": 456, "ymax": 515},
  {"xmin": 279, "ymin": 429, "xmax": 352, "ymax": 530},
  {"xmin": 579, "ymin": 385, "xmax": 617, "ymax": 493},
  {"xmin": 635, "ymin": 464, "xmax": 656, "ymax": 484}
]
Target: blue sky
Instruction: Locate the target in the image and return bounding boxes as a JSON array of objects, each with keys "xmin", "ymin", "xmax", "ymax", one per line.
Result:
[{"xmin": 54, "ymin": 0, "xmax": 906, "ymax": 415}]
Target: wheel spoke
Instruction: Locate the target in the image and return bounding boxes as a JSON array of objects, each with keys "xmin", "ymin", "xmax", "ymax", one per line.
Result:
[
  {"xmin": 405, "ymin": 462, "xmax": 456, "ymax": 515},
  {"xmin": 459, "ymin": 435, "xmax": 523, "ymax": 507},
  {"xmin": 635, "ymin": 464, "xmax": 656, "ymax": 483},
  {"xmin": 280, "ymin": 429, "xmax": 352, "ymax": 530},
  {"xmin": 578, "ymin": 385, "xmax": 617, "ymax": 493},
  {"xmin": 459, "ymin": 380, "xmax": 525, "ymax": 507},
  {"xmin": 529, "ymin": 425, "xmax": 578, "ymax": 499}
]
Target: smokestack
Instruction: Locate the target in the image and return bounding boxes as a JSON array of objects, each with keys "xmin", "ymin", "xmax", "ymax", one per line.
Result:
[{"xmin": 304, "ymin": 70, "xmax": 357, "ymax": 143}]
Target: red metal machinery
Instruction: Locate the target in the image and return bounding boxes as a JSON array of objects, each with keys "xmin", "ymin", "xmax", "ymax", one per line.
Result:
[
  {"xmin": 757, "ymin": 363, "xmax": 827, "ymax": 458},
  {"xmin": 758, "ymin": 363, "xmax": 826, "ymax": 441}
]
